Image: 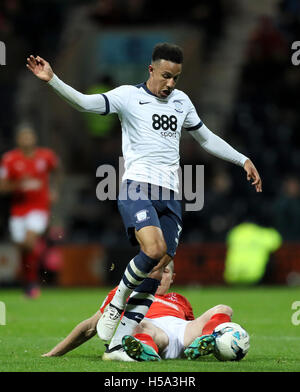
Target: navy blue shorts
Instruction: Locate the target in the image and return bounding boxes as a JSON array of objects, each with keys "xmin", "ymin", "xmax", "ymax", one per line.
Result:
[{"xmin": 117, "ymin": 180, "xmax": 182, "ymax": 258}]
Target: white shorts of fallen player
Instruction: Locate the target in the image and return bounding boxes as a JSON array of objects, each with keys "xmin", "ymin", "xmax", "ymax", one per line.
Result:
[
  {"xmin": 9, "ymin": 210, "xmax": 49, "ymax": 244},
  {"xmin": 143, "ymin": 316, "xmax": 191, "ymax": 359}
]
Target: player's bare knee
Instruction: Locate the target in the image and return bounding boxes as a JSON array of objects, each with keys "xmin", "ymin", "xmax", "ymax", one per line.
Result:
[
  {"xmin": 144, "ymin": 240, "xmax": 167, "ymax": 260},
  {"xmin": 133, "ymin": 324, "xmax": 146, "ymax": 335},
  {"xmin": 214, "ymin": 304, "xmax": 233, "ymax": 317},
  {"xmin": 134, "ymin": 320, "xmax": 152, "ymax": 335}
]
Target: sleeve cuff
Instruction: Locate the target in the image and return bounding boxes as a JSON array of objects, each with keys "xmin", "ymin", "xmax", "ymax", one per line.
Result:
[
  {"xmin": 100, "ymin": 93, "xmax": 110, "ymax": 115},
  {"xmin": 239, "ymin": 155, "xmax": 249, "ymax": 167},
  {"xmin": 47, "ymin": 73, "xmax": 60, "ymax": 87},
  {"xmin": 185, "ymin": 121, "xmax": 203, "ymax": 131}
]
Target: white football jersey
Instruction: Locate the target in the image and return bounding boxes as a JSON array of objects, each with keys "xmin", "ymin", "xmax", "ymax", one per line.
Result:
[{"xmin": 102, "ymin": 83, "xmax": 202, "ymax": 192}]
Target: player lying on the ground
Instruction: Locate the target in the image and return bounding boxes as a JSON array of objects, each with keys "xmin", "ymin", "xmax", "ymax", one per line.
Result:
[{"xmin": 42, "ymin": 261, "xmax": 233, "ymax": 361}]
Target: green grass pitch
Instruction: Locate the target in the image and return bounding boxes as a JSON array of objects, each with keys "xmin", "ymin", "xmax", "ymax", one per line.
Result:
[{"xmin": 0, "ymin": 285, "xmax": 300, "ymax": 372}]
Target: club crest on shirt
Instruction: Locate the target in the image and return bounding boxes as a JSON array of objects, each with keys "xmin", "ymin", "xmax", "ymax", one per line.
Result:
[
  {"xmin": 166, "ymin": 293, "xmax": 178, "ymax": 302},
  {"xmin": 173, "ymin": 100, "xmax": 183, "ymax": 113},
  {"xmin": 135, "ymin": 209, "xmax": 150, "ymax": 223}
]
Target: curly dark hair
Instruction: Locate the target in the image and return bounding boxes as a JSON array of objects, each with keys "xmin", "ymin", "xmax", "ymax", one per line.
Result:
[{"xmin": 152, "ymin": 42, "xmax": 183, "ymax": 64}]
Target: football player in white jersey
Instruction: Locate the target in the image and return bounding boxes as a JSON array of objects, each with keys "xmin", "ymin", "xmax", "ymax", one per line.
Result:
[{"xmin": 27, "ymin": 43, "xmax": 262, "ymax": 361}]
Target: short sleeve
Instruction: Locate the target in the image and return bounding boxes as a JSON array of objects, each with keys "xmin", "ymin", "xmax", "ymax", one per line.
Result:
[
  {"xmin": 101, "ymin": 85, "xmax": 131, "ymax": 115},
  {"xmin": 182, "ymin": 96, "xmax": 203, "ymax": 131}
]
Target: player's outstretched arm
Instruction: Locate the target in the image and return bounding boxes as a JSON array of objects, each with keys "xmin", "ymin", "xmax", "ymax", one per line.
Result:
[
  {"xmin": 243, "ymin": 159, "xmax": 262, "ymax": 193},
  {"xmin": 26, "ymin": 55, "xmax": 107, "ymax": 113},
  {"xmin": 42, "ymin": 311, "xmax": 101, "ymax": 357},
  {"xmin": 189, "ymin": 124, "xmax": 262, "ymax": 193},
  {"xmin": 26, "ymin": 55, "xmax": 53, "ymax": 82}
]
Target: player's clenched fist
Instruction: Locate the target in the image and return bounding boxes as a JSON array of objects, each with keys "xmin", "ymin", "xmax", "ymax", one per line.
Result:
[{"xmin": 26, "ymin": 55, "xmax": 53, "ymax": 82}]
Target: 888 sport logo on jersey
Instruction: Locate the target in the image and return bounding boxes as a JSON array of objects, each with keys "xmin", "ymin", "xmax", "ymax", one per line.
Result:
[{"xmin": 152, "ymin": 114, "xmax": 178, "ymax": 139}]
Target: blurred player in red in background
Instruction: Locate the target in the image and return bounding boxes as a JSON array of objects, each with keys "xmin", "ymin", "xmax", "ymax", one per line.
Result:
[
  {"xmin": 42, "ymin": 261, "xmax": 233, "ymax": 361},
  {"xmin": 0, "ymin": 124, "xmax": 61, "ymax": 298}
]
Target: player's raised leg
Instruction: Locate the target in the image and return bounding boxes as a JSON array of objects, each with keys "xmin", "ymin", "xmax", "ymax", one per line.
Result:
[
  {"xmin": 98, "ymin": 225, "xmax": 167, "ymax": 341},
  {"xmin": 101, "ymin": 276, "xmax": 161, "ymax": 360},
  {"xmin": 184, "ymin": 305, "xmax": 233, "ymax": 359},
  {"xmin": 111, "ymin": 225, "xmax": 167, "ymax": 311},
  {"xmin": 101, "ymin": 260, "xmax": 172, "ymax": 361}
]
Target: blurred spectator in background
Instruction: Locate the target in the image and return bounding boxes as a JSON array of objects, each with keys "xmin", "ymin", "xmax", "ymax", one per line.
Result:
[
  {"xmin": 90, "ymin": 0, "xmax": 151, "ymax": 26},
  {"xmin": 272, "ymin": 176, "xmax": 300, "ymax": 242},
  {"xmin": 0, "ymin": 124, "xmax": 62, "ymax": 297},
  {"xmin": 226, "ymin": 2, "xmax": 300, "ymax": 231},
  {"xmin": 246, "ymin": 15, "xmax": 288, "ymax": 60},
  {"xmin": 0, "ymin": 0, "xmax": 66, "ymax": 159},
  {"xmin": 0, "ymin": 0, "xmax": 64, "ymax": 59},
  {"xmin": 187, "ymin": 0, "xmax": 229, "ymax": 62},
  {"xmin": 201, "ymin": 169, "xmax": 235, "ymax": 241},
  {"xmin": 277, "ymin": 0, "xmax": 300, "ymax": 44},
  {"xmin": 224, "ymin": 221, "xmax": 282, "ymax": 285}
]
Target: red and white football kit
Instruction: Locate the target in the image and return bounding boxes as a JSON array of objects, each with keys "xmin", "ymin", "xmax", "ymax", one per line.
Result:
[
  {"xmin": 100, "ymin": 286, "xmax": 195, "ymax": 321},
  {"xmin": 100, "ymin": 287, "xmax": 195, "ymax": 359},
  {"xmin": 0, "ymin": 147, "xmax": 58, "ymax": 242}
]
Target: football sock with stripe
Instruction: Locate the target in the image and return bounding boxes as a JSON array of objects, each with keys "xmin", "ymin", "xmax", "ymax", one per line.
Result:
[
  {"xmin": 201, "ymin": 313, "xmax": 231, "ymax": 335},
  {"xmin": 110, "ymin": 251, "xmax": 159, "ymax": 311},
  {"xmin": 109, "ymin": 277, "xmax": 160, "ymax": 349}
]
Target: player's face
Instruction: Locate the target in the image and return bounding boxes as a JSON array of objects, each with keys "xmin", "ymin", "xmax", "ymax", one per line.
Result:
[
  {"xmin": 155, "ymin": 264, "xmax": 175, "ymax": 295},
  {"xmin": 16, "ymin": 129, "xmax": 37, "ymax": 150},
  {"xmin": 148, "ymin": 60, "xmax": 182, "ymax": 98}
]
